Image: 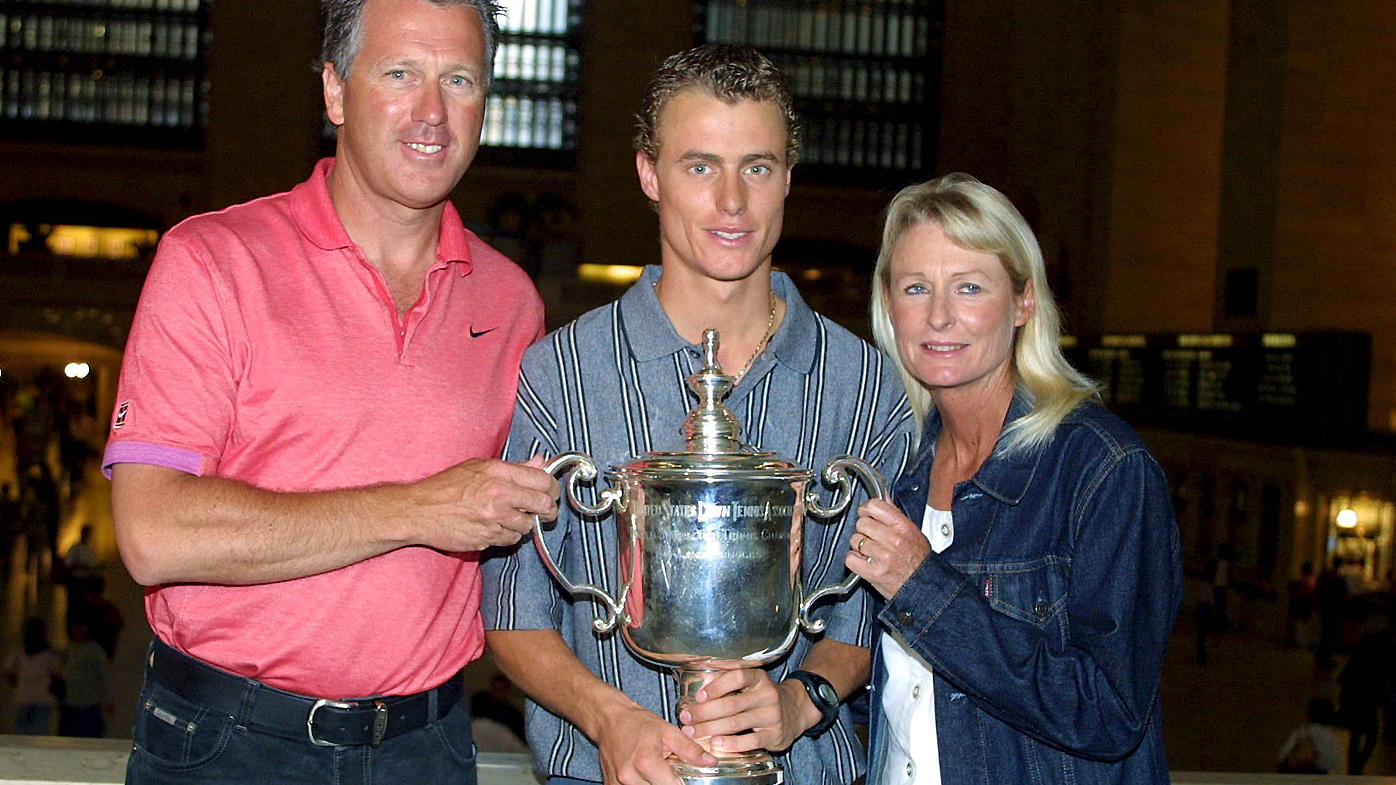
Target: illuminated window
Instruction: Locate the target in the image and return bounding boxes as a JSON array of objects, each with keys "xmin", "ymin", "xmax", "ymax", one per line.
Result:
[
  {"xmin": 0, "ymin": 0, "xmax": 211, "ymax": 148},
  {"xmin": 4, "ymin": 199, "xmax": 161, "ymax": 260},
  {"xmin": 696, "ymin": 0, "xmax": 942, "ymax": 186},
  {"xmin": 482, "ymin": 0, "xmax": 582, "ymax": 162},
  {"xmin": 8, "ymin": 223, "xmax": 157, "ymax": 260}
]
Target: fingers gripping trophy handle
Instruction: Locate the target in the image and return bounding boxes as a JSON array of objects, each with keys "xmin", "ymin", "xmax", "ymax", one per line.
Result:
[
  {"xmin": 798, "ymin": 455, "xmax": 889, "ymax": 633},
  {"xmin": 533, "ymin": 452, "xmax": 627, "ymax": 633}
]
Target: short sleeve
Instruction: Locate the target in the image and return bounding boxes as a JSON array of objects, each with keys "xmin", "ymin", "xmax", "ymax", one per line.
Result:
[
  {"xmin": 480, "ymin": 354, "xmax": 566, "ymax": 631},
  {"xmin": 103, "ymin": 232, "xmax": 239, "ymax": 478}
]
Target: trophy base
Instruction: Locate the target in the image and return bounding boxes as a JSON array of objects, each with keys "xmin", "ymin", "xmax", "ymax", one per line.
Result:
[{"xmin": 671, "ymin": 753, "xmax": 784, "ymax": 785}]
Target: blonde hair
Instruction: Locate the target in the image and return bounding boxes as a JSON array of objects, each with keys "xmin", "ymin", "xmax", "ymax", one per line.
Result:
[{"xmin": 870, "ymin": 173, "xmax": 1097, "ymax": 454}]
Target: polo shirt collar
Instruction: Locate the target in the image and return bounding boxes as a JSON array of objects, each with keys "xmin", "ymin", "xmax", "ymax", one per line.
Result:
[
  {"xmin": 620, "ymin": 265, "xmax": 819, "ymax": 375},
  {"xmin": 766, "ymin": 270, "xmax": 818, "ymax": 375},
  {"xmin": 290, "ymin": 157, "xmax": 474, "ymax": 276}
]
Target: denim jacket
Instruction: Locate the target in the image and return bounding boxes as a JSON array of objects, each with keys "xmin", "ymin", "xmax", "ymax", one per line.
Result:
[{"xmin": 867, "ymin": 393, "xmax": 1181, "ymax": 785}]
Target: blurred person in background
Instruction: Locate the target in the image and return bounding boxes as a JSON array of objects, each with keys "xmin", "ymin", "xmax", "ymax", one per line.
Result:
[
  {"xmin": 1337, "ymin": 612, "xmax": 1392, "ymax": 774},
  {"xmin": 1286, "ymin": 560, "xmax": 1317, "ymax": 648},
  {"xmin": 1315, "ymin": 558, "xmax": 1349, "ymax": 670},
  {"xmin": 57, "ymin": 619, "xmax": 108, "ymax": 739},
  {"xmin": 0, "ymin": 482, "xmax": 16, "ymax": 576},
  {"xmin": 60, "ymin": 524, "xmax": 99, "ymax": 625},
  {"xmin": 1277, "ymin": 697, "xmax": 1343, "ymax": 774},
  {"xmin": 70, "ymin": 576, "xmax": 124, "ymax": 660},
  {"xmin": 5, "ymin": 618, "xmax": 61, "ymax": 735},
  {"xmin": 18, "ymin": 463, "xmax": 59, "ymax": 577}
]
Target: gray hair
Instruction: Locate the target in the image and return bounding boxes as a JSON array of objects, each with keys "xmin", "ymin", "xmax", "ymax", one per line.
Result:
[
  {"xmin": 870, "ymin": 173, "xmax": 1097, "ymax": 454},
  {"xmin": 321, "ymin": 0, "xmax": 502, "ymax": 82}
]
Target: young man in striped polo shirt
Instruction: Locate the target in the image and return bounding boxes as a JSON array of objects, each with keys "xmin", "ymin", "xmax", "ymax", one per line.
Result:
[{"xmin": 482, "ymin": 44, "xmax": 915, "ymax": 785}]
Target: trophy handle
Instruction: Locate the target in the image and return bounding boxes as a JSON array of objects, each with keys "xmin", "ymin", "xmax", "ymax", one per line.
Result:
[
  {"xmin": 798, "ymin": 455, "xmax": 888, "ymax": 633},
  {"xmin": 534, "ymin": 452, "xmax": 627, "ymax": 633}
]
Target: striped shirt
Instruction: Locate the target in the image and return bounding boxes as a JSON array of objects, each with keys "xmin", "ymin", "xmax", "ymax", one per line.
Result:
[{"xmin": 481, "ymin": 265, "xmax": 915, "ymax": 784}]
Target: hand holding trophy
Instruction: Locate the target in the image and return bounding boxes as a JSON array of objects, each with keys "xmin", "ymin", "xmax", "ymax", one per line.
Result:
[{"xmin": 532, "ymin": 329, "xmax": 885, "ymax": 785}]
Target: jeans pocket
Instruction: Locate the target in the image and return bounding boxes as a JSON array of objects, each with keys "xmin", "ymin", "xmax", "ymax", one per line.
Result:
[
  {"xmin": 130, "ymin": 683, "xmax": 235, "ymax": 770},
  {"xmin": 432, "ymin": 698, "xmax": 479, "ymax": 767}
]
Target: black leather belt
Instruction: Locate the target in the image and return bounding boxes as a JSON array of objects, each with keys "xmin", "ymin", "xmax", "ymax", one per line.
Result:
[{"xmin": 146, "ymin": 637, "xmax": 464, "ymax": 747}]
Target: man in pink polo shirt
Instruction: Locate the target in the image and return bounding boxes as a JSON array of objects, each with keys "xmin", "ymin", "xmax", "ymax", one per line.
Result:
[{"xmin": 103, "ymin": 1, "xmax": 557, "ymax": 782}]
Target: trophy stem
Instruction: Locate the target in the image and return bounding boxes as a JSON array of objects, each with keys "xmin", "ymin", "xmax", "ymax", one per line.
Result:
[
  {"xmin": 671, "ymin": 666, "xmax": 784, "ymax": 785},
  {"xmin": 676, "ymin": 666, "xmax": 719, "ymax": 709}
]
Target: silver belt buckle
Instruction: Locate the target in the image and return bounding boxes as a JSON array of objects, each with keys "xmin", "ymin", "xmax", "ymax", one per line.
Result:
[
  {"xmin": 307, "ymin": 699, "xmax": 357, "ymax": 747},
  {"xmin": 370, "ymin": 701, "xmax": 388, "ymax": 747}
]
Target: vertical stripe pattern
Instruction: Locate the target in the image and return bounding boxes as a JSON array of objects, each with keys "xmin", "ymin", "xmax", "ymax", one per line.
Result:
[{"xmin": 483, "ymin": 267, "xmax": 914, "ymax": 784}]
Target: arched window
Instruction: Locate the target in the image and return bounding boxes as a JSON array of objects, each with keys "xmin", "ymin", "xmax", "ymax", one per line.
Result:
[
  {"xmin": 696, "ymin": 0, "xmax": 942, "ymax": 186},
  {"xmin": 0, "ymin": 0, "xmax": 211, "ymax": 148},
  {"xmin": 481, "ymin": 0, "xmax": 583, "ymax": 163},
  {"xmin": 3, "ymin": 199, "xmax": 161, "ymax": 261}
]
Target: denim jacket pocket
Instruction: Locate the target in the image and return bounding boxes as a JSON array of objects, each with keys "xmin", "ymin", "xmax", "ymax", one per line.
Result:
[{"xmin": 982, "ymin": 557, "xmax": 1070, "ymax": 630}]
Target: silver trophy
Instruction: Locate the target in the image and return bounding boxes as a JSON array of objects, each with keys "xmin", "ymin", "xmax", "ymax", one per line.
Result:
[{"xmin": 533, "ymin": 329, "xmax": 886, "ymax": 785}]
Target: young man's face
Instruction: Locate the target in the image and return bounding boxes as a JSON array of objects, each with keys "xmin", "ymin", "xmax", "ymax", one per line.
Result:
[
  {"xmin": 323, "ymin": 0, "xmax": 489, "ymax": 213},
  {"xmin": 637, "ymin": 90, "xmax": 791, "ymax": 285}
]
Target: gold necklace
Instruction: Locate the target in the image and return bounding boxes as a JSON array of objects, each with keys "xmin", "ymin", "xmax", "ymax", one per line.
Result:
[{"xmin": 733, "ymin": 289, "xmax": 778, "ymax": 381}]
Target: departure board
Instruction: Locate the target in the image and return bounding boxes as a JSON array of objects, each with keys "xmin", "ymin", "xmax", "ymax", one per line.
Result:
[{"xmin": 1064, "ymin": 332, "xmax": 1370, "ymax": 444}]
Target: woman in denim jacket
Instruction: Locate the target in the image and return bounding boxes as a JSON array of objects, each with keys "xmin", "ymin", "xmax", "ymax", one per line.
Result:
[{"xmin": 846, "ymin": 174, "xmax": 1182, "ymax": 785}]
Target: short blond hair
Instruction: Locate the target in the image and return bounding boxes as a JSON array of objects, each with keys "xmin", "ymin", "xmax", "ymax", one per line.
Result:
[
  {"xmin": 634, "ymin": 44, "xmax": 800, "ymax": 165},
  {"xmin": 870, "ymin": 173, "xmax": 1096, "ymax": 453}
]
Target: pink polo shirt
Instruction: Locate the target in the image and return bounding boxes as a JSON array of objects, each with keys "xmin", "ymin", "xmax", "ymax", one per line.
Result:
[{"xmin": 104, "ymin": 158, "xmax": 544, "ymax": 698}]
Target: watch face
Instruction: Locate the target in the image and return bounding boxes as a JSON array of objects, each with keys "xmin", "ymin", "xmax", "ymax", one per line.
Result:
[{"xmin": 816, "ymin": 683, "xmax": 838, "ymax": 706}]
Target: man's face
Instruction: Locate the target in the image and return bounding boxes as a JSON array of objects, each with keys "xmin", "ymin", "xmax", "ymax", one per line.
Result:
[
  {"xmin": 323, "ymin": 0, "xmax": 488, "ymax": 213},
  {"xmin": 636, "ymin": 91, "xmax": 791, "ymax": 284}
]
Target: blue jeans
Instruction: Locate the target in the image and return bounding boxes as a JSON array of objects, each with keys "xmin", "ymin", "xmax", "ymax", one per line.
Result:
[
  {"xmin": 59, "ymin": 705, "xmax": 105, "ymax": 738},
  {"xmin": 125, "ymin": 675, "xmax": 478, "ymax": 784},
  {"xmin": 14, "ymin": 704, "xmax": 53, "ymax": 735}
]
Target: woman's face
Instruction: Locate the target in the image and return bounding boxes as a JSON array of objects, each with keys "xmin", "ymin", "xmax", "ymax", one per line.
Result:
[{"xmin": 886, "ymin": 220, "xmax": 1034, "ymax": 401}]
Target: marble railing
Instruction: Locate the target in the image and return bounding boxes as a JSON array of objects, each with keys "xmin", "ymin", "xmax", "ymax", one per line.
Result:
[
  {"xmin": 3, "ymin": 736, "xmax": 1396, "ymax": 785},
  {"xmin": 0, "ymin": 736, "xmax": 539, "ymax": 785}
]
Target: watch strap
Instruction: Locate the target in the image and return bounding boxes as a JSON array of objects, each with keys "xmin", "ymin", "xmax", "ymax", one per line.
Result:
[{"xmin": 786, "ymin": 669, "xmax": 840, "ymax": 738}]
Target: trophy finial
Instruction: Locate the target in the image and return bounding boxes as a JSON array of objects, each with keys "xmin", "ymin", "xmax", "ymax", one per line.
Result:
[
  {"xmin": 683, "ymin": 328, "xmax": 745, "ymax": 453},
  {"xmin": 702, "ymin": 329, "xmax": 720, "ymax": 369}
]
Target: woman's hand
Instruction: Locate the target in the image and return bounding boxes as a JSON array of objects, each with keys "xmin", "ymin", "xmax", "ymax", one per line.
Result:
[{"xmin": 845, "ymin": 498, "xmax": 931, "ymax": 599}]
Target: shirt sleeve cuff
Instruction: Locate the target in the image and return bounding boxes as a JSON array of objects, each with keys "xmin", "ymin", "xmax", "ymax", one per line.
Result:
[
  {"xmin": 881, "ymin": 552, "xmax": 970, "ymax": 647},
  {"xmin": 102, "ymin": 441, "xmax": 207, "ymax": 479}
]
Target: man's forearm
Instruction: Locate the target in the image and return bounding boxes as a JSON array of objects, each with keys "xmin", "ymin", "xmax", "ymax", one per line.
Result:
[
  {"xmin": 112, "ymin": 463, "xmax": 410, "ymax": 586},
  {"xmin": 487, "ymin": 627, "xmax": 720, "ymax": 779},
  {"xmin": 485, "ymin": 628, "xmax": 644, "ymax": 739},
  {"xmin": 792, "ymin": 638, "xmax": 871, "ymax": 701},
  {"xmin": 111, "ymin": 458, "xmax": 556, "ymax": 586},
  {"xmin": 770, "ymin": 638, "xmax": 871, "ymax": 741}
]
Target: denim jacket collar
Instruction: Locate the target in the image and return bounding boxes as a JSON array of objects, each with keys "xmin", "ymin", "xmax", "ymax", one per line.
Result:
[{"xmin": 892, "ymin": 389, "xmax": 1043, "ymax": 518}]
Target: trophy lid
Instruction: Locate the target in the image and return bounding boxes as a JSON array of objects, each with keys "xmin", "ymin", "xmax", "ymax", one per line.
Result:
[{"xmin": 610, "ymin": 329, "xmax": 810, "ymax": 481}]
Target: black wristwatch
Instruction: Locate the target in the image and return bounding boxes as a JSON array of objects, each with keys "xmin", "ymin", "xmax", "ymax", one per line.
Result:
[{"xmin": 786, "ymin": 670, "xmax": 840, "ymax": 738}]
